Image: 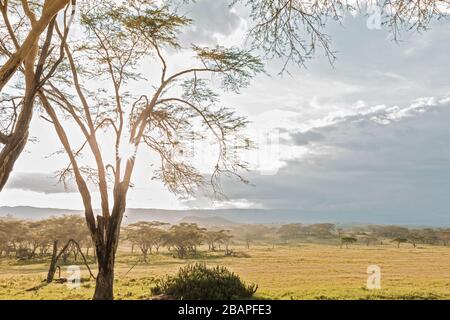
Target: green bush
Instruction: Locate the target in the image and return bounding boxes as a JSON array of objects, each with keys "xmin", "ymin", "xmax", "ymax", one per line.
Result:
[{"xmin": 151, "ymin": 263, "xmax": 258, "ymax": 300}]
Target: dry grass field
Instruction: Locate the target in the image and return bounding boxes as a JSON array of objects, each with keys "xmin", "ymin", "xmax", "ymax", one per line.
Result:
[{"xmin": 1, "ymin": 243, "xmax": 450, "ymax": 300}]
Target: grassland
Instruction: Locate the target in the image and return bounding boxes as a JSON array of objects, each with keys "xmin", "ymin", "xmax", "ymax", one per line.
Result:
[{"xmin": 1, "ymin": 243, "xmax": 450, "ymax": 300}]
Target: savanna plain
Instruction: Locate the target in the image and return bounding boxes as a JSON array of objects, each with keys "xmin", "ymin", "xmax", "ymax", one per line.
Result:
[{"xmin": 1, "ymin": 243, "xmax": 449, "ymax": 300}]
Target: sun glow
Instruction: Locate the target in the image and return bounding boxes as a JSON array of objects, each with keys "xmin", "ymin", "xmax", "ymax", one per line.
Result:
[{"xmin": 118, "ymin": 141, "xmax": 137, "ymax": 161}]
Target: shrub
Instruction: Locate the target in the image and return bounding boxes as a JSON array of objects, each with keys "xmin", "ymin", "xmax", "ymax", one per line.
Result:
[{"xmin": 151, "ymin": 263, "xmax": 258, "ymax": 300}]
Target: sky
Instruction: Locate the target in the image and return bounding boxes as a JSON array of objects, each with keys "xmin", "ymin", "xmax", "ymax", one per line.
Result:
[{"xmin": 2, "ymin": 0, "xmax": 450, "ymax": 224}]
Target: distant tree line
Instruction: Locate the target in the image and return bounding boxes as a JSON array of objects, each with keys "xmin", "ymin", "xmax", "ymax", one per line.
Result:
[
  {"xmin": 123, "ymin": 222, "xmax": 233, "ymax": 260},
  {"xmin": 2, "ymin": 216, "xmax": 450, "ymax": 263},
  {"xmin": 275, "ymin": 223, "xmax": 450, "ymax": 248},
  {"xmin": 226, "ymin": 222, "xmax": 450, "ymax": 249},
  {"xmin": 0, "ymin": 217, "xmax": 236, "ymax": 263},
  {"xmin": 0, "ymin": 215, "xmax": 92, "ymax": 260},
  {"xmin": 0, "ymin": 217, "xmax": 236, "ymax": 262}
]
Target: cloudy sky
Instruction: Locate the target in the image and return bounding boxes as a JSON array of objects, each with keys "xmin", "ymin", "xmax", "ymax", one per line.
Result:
[{"xmin": 2, "ymin": 1, "xmax": 450, "ymax": 224}]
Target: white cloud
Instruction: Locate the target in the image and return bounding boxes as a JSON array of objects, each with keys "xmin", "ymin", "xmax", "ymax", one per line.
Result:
[{"xmin": 197, "ymin": 96, "xmax": 450, "ymax": 226}]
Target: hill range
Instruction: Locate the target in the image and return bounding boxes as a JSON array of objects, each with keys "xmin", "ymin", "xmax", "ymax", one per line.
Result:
[{"xmin": 0, "ymin": 206, "xmax": 448, "ymax": 227}]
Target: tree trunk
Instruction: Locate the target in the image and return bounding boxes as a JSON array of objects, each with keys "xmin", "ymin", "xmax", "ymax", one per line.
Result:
[
  {"xmin": 92, "ymin": 194, "xmax": 125, "ymax": 300},
  {"xmin": 93, "ymin": 255, "xmax": 115, "ymax": 300},
  {"xmin": 46, "ymin": 240, "xmax": 58, "ymax": 283},
  {"xmin": 0, "ymin": 128, "xmax": 29, "ymax": 190},
  {"xmin": 143, "ymin": 251, "xmax": 148, "ymax": 264},
  {"xmin": 0, "ymin": 3, "xmax": 55, "ymax": 191}
]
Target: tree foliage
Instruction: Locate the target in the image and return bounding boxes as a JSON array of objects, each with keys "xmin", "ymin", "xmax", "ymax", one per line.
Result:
[
  {"xmin": 0, "ymin": 0, "xmax": 74, "ymax": 190},
  {"xmin": 124, "ymin": 221, "xmax": 168, "ymax": 261},
  {"xmin": 236, "ymin": 0, "xmax": 450, "ymax": 70},
  {"xmin": 0, "ymin": 215, "xmax": 91, "ymax": 260}
]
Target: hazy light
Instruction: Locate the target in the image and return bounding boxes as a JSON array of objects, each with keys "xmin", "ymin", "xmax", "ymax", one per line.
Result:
[{"xmin": 118, "ymin": 141, "xmax": 137, "ymax": 161}]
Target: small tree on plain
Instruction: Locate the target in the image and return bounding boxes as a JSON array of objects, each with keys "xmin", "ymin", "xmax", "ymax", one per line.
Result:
[{"xmin": 340, "ymin": 236, "xmax": 357, "ymax": 249}]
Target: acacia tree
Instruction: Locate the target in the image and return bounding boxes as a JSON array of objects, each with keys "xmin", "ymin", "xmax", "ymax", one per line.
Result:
[
  {"xmin": 43, "ymin": 215, "xmax": 91, "ymax": 260},
  {"xmin": 165, "ymin": 223, "xmax": 206, "ymax": 258},
  {"xmin": 0, "ymin": 0, "xmax": 75, "ymax": 190},
  {"xmin": 437, "ymin": 229, "xmax": 450, "ymax": 246},
  {"xmin": 0, "ymin": 215, "xmax": 91, "ymax": 259},
  {"xmin": 38, "ymin": 0, "xmax": 263, "ymax": 300},
  {"xmin": 221, "ymin": 231, "xmax": 234, "ymax": 254},
  {"xmin": 124, "ymin": 221, "xmax": 168, "ymax": 262},
  {"xmin": 1, "ymin": 0, "xmax": 448, "ymax": 191},
  {"xmin": 0, "ymin": 218, "xmax": 31, "ymax": 257},
  {"xmin": 0, "ymin": 0, "xmax": 72, "ymax": 90},
  {"xmin": 340, "ymin": 236, "xmax": 357, "ymax": 248},
  {"xmin": 204, "ymin": 229, "xmax": 233, "ymax": 251},
  {"xmin": 232, "ymin": 224, "xmax": 272, "ymax": 248},
  {"xmin": 0, "ymin": 219, "xmax": 30, "ymax": 256},
  {"xmin": 277, "ymin": 223, "xmax": 303, "ymax": 243},
  {"xmin": 237, "ymin": 0, "xmax": 450, "ymax": 69}
]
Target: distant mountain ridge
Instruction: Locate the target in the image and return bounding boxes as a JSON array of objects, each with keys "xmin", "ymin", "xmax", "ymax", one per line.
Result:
[
  {"xmin": 0, "ymin": 206, "xmax": 447, "ymax": 227},
  {"xmin": 0, "ymin": 206, "xmax": 81, "ymax": 219},
  {"xmin": 178, "ymin": 215, "xmax": 237, "ymax": 227}
]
